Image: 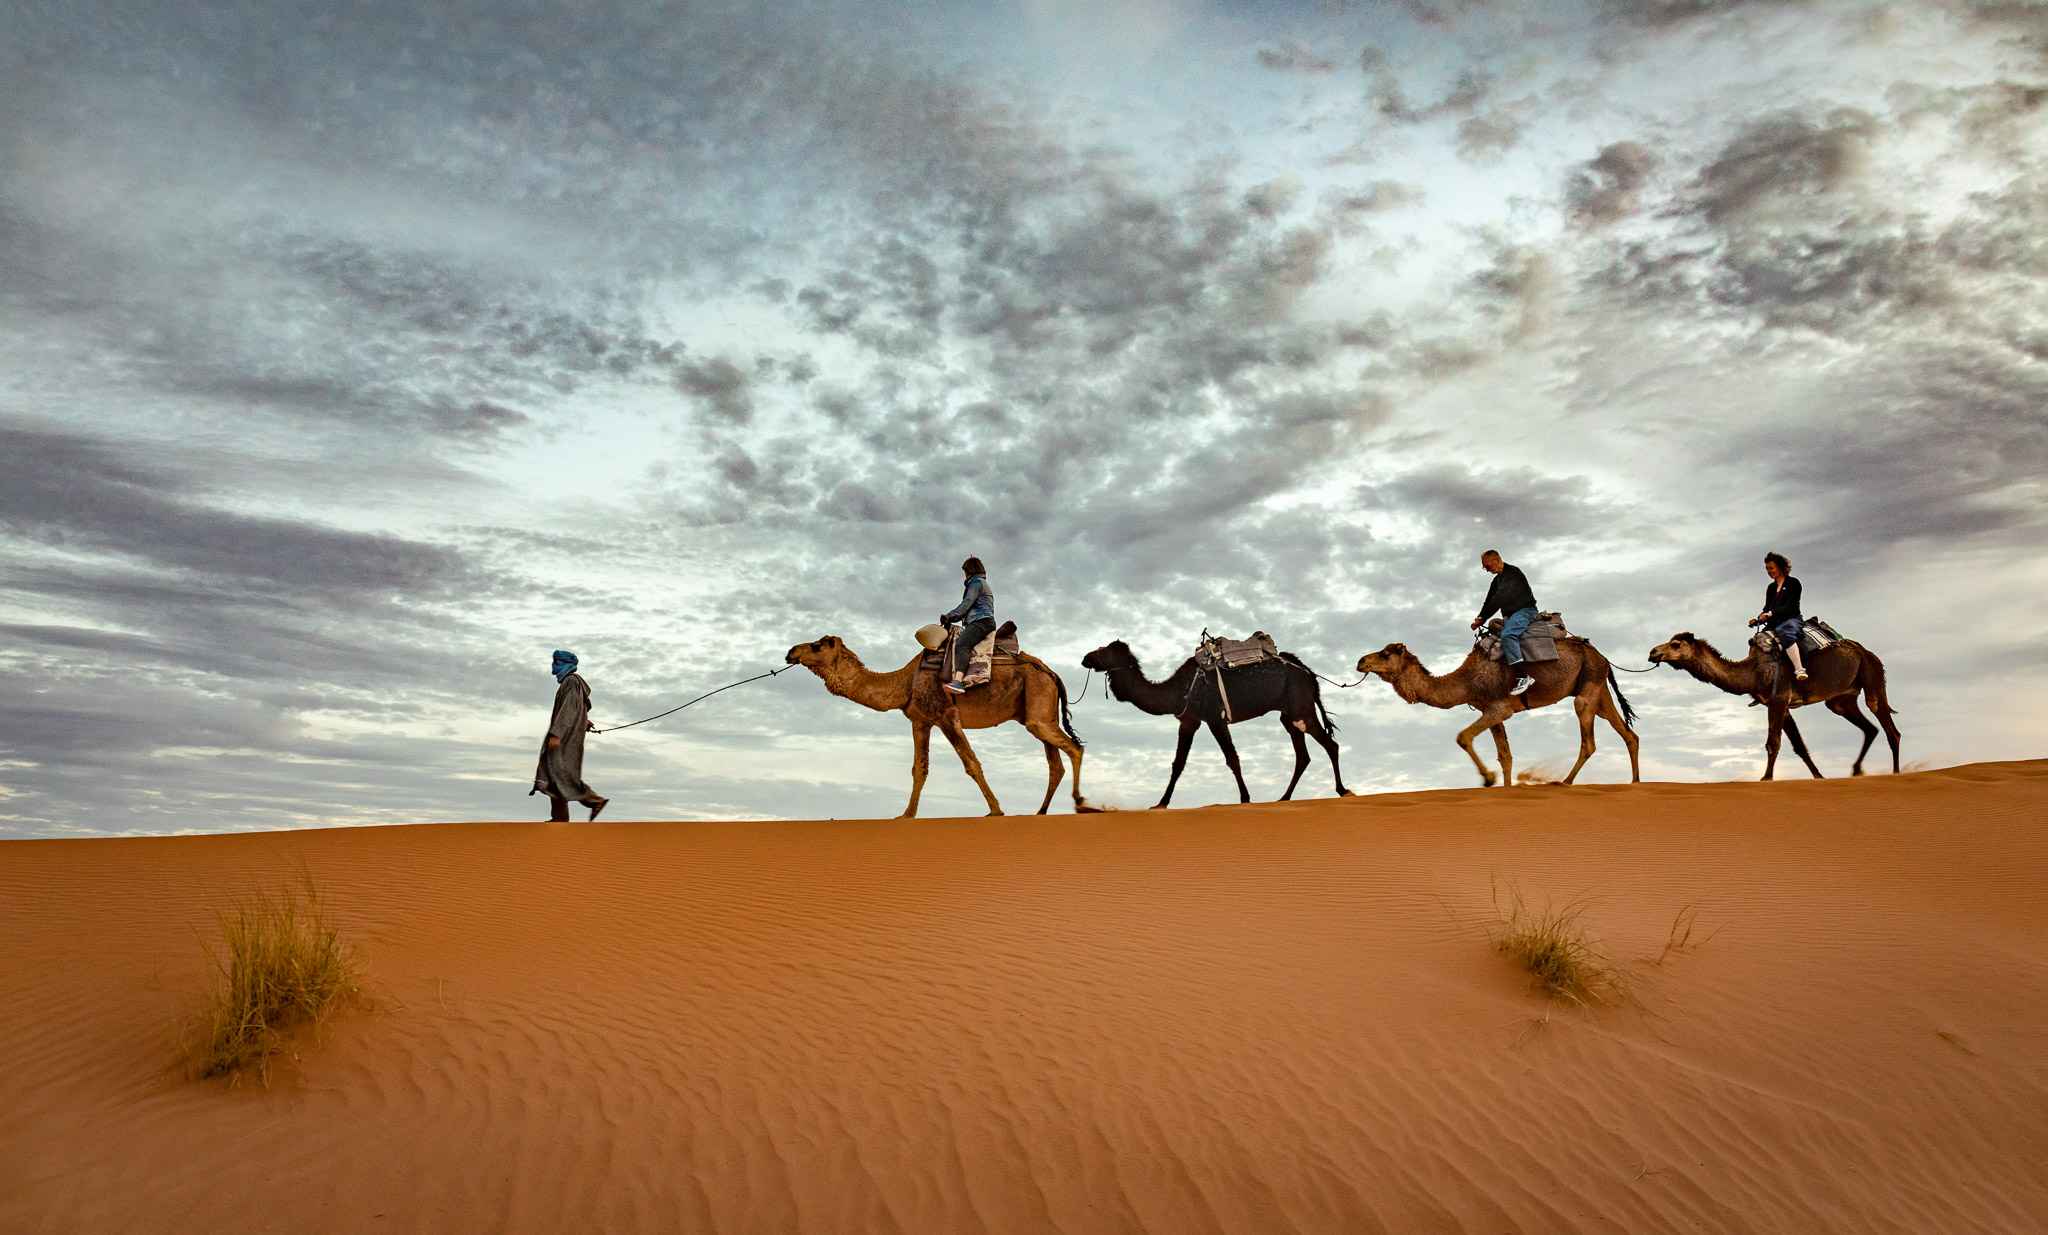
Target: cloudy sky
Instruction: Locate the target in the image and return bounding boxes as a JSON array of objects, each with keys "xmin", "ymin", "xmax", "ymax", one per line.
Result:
[{"xmin": 4, "ymin": 0, "xmax": 2045, "ymax": 836}]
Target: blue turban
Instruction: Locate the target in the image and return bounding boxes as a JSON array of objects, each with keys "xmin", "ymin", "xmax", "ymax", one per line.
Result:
[{"xmin": 551, "ymin": 649, "xmax": 578, "ymax": 681}]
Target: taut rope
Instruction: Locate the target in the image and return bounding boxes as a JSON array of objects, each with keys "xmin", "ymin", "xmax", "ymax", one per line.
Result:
[{"xmin": 592, "ymin": 664, "xmax": 799, "ymax": 734}]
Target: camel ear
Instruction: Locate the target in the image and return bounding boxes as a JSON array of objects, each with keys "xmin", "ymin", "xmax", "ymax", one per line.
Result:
[{"xmin": 1387, "ymin": 642, "xmax": 1406, "ymax": 655}]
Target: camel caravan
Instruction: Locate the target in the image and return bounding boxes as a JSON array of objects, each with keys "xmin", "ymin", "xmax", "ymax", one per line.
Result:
[{"xmin": 762, "ymin": 550, "xmax": 1902, "ymax": 819}]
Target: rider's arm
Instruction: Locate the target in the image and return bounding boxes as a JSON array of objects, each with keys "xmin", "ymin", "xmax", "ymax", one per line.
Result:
[{"xmin": 1474, "ymin": 573, "xmax": 1503, "ymax": 622}]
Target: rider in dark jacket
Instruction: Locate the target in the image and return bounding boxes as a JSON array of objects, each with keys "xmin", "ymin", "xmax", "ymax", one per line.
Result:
[
  {"xmin": 1750, "ymin": 551, "xmax": 1808, "ymax": 681},
  {"xmin": 940, "ymin": 556, "xmax": 995, "ymax": 693},
  {"xmin": 1470, "ymin": 550, "xmax": 1540, "ymax": 695}
]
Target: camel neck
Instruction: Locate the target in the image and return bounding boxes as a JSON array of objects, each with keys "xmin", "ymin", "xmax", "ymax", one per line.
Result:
[
  {"xmin": 1395, "ymin": 651, "xmax": 1490, "ymax": 709},
  {"xmin": 1689, "ymin": 647, "xmax": 1763, "ymax": 696},
  {"xmin": 1105, "ymin": 659, "xmax": 1196, "ymax": 716},
  {"xmin": 819, "ymin": 650, "xmax": 920, "ymax": 712}
]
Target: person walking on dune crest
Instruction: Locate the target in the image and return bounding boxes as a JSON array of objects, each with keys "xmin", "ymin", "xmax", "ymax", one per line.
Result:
[{"xmin": 532, "ymin": 649, "xmax": 608, "ymax": 821}]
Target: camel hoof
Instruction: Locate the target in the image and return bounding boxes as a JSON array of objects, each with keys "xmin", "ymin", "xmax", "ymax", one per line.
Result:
[
  {"xmin": 1481, "ymin": 773, "xmax": 1497, "ymax": 788},
  {"xmin": 1338, "ymin": 789, "xmax": 1357, "ymax": 797},
  {"xmin": 1150, "ymin": 803, "xmax": 1170, "ymax": 810}
]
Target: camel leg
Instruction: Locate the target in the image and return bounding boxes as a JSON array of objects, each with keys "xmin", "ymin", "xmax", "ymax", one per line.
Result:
[
  {"xmin": 1826, "ymin": 695, "xmax": 1880, "ymax": 776},
  {"xmin": 1596, "ymin": 690, "xmax": 1640, "ymax": 782},
  {"xmin": 1781, "ymin": 712, "xmax": 1823, "ymax": 778},
  {"xmin": 1306, "ymin": 713, "xmax": 1351, "ymax": 796},
  {"xmin": 1206, "ymin": 717, "xmax": 1252, "ymax": 803},
  {"xmin": 902, "ymin": 720, "xmax": 933, "ymax": 818},
  {"xmin": 1762, "ymin": 701, "xmax": 1795, "ymax": 781},
  {"xmin": 1035, "ymin": 740, "xmax": 1064, "ymax": 813},
  {"xmin": 1022, "ymin": 717, "xmax": 1083, "ymax": 813},
  {"xmin": 1862, "ymin": 682, "xmax": 1903, "ymax": 773},
  {"xmin": 937, "ymin": 719, "xmax": 1003, "ymax": 816},
  {"xmin": 1563, "ymin": 693, "xmax": 1600, "ymax": 785},
  {"xmin": 1279, "ymin": 721, "xmax": 1312, "ymax": 801},
  {"xmin": 1156, "ymin": 716, "xmax": 1201, "ymax": 808},
  {"xmin": 1489, "ymin": 724, "xmax": 1512, "ymax": 788},
  {"xmin": 1457, "ymin": 705, "xmax": 1516, "ymax": 787}
]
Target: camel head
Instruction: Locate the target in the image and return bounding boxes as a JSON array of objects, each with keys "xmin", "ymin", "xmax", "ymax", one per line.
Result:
[
  {"xmin": 1079, "ymin": 640, "xmax": 1139, "ymax": 675},
  {"xmin": 1648, "ymin": 632, "xmax": 1702, "ymax": 668},
  {"xmin": 1355, "ymin": 643, "xmax": 1414, "ymax": 680},
  {"xmin": 784, "ymin": 635, "xmax": 848, "ymax": 676}
]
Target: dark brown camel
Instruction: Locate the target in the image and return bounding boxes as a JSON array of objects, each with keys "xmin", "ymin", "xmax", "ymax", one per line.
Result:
[
  {"xmin": 1079, "ymin": 640, "xmax": 1351, "ymax": 807},
  {"xmin": 1647, "ymin": 632, "xmax": 1899, "ymax": 779},
  {"xmin": 1355, "ymin": 638, "xmax": 1640, "ymax": 786}
]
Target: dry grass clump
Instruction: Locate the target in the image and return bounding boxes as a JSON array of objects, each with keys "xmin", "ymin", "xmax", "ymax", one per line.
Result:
[
  {"xmin": 1491, "ymin": 884, "xmax": 1635, "ymax": 1007},
  {"xmin": 190, "ymin": 877, "xmax": 357, "ymax": 1082},
  {"xmin": 1651, "ymin": 903, "xmax": 1720, "ymax": 965}
]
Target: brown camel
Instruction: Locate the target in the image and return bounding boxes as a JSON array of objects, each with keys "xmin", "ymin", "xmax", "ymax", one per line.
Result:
[
  {"xmin": 784, "ymin": 635, "xmax": 1089, "ymax": 817},
  {"xmin": 1355, "ymin": 638, "xmax": 1640, "ymax": 786},
  {"xmin": 1647, "ymin": 632, "xmax": 1899, "ymax": 779}
]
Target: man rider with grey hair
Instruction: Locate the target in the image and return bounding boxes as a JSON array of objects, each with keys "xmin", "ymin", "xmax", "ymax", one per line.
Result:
[{"xmin": 1471, "ymin": 550, "xmax": 1540, "ymax": 697}]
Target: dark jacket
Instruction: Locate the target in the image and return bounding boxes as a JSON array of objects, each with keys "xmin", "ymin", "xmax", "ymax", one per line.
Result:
[
  {"xmin": 944, "ymin": 575, "xmax": 995, "ymax": 624},
  {"xmin": 1763, "ymin": 576, "xmax": 1802, "ymax": 625},
  {"xmin": 1476, "ymin": 564, "xmax": 1538, "ymax": 622}
]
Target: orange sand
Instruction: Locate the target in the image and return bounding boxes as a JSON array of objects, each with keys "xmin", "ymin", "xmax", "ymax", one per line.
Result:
[{"xmin": 4, "ymin": 762, "xmax": 2046, "ymax": 1233}]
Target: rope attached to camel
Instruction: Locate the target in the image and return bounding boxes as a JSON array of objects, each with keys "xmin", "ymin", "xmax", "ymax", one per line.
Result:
[{"xmin": 591, "ymin": 664, "xmax": 799, "ymax": 734}]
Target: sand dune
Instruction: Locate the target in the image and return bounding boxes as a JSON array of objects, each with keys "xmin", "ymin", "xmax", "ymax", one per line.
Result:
[{"xmin": 3, "ymin": 762, "xmax": 2046, "ymax": 1233}]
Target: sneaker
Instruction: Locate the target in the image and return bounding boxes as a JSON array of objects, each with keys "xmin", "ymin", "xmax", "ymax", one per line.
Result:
[
  {"xmin": 1794, "ymin": 668, "xmax": 1809, "ymax": 681},
  {"xmin": 1510, "ymin": 675, "xmax": 1535, "ymax": 696},
  {"xmin": 942, "ymin": 681, "xmax": 968, "ymax": 694}
]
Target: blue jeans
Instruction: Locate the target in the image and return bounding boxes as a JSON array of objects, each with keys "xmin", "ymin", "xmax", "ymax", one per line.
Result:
[
  {"xmin": 1500, "ymin": 607, "xmax": 1539, "ymax": 666},
  {"xmin": 1772, "ymin": 617, "xmax": 1805, "ymax": 647}
]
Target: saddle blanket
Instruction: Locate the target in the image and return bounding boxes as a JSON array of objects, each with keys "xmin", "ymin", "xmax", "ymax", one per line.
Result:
[
  {"xmin": 921, "ymin": 621, "xmax": 1022, "ymax": 693},
  {"xmin": 1478, "ymin": 611, "xmax": 1569, "ymax": 664},
  {"xmin": 1754, "ymin": 618, "xmax": 1841, "ymax": 657},
  {"xmin": 1195, "ymin": 631, "xmax": 1281, "ymax": 671}
]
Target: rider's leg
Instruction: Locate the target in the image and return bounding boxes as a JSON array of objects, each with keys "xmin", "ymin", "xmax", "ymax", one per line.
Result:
[
  {"xmin": 1499, "ymin": 607, "xmax": 1538, "ymax": 667},
  {"xmin": 1776, "ymin": 618, "xmax": 1808, "ymax": 679}
]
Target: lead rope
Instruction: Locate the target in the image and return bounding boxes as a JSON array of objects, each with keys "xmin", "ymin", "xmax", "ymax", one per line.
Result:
[{"xmin": 591, "ymin": 664, "xmax": 798, "ymax": 734}]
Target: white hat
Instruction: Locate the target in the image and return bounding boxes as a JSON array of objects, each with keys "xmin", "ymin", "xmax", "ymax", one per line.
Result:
[{"xmin": 915, "ymin": 623, "xmax": 947, "ymax": 650}]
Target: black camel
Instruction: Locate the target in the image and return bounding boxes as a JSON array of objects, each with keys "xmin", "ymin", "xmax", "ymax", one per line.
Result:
[{"xmin": 1080, "ymin": 640, "xmax": 1352, "ymax": 807}]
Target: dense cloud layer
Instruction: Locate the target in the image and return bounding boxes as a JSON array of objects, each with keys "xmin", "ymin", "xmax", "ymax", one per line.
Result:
[{"xmin": 2, "ymin": 0, "xmax": 2044, "ymax": 833}]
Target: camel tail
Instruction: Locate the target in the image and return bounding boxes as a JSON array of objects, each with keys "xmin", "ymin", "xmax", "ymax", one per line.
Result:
[
  {"xmin": 1053, "ymin": 670, "xmax": 1085, "ymax": 749},
  {"xmin": 1278, "ymin": 653, "xmax": 1339, "ymax": 737},
  {"xmin": 1606, "ymin": 667, "xmax": 1638, "ymax": 730}
]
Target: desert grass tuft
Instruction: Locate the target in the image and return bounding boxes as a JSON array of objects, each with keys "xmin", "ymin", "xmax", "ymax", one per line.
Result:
[
  {"xmin": 189, "ymin": 875, "xmax": 357, "ymax": 1082},
  {"xmin": 1651, "ymin": 903, "xmax": 1720, "ymax": 964},
  {"xmin": 1490, "ymin": 883, "xmax": 1635, "ymax": 1007}
]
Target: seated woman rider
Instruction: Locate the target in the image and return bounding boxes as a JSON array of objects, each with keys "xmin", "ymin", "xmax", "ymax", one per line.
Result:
[
  {"xmin": 939, "ymin": 556, "xmax": 995, "ymax": 694},
  {"xmin": 1749, "ymin": 551, "xmax": 1808, "ymax": 681}
]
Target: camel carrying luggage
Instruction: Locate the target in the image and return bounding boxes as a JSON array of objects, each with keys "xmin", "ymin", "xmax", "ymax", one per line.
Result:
[{"xmin": 1477, "ymin": 611, "xmax": 1569, "ymax": 664}]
